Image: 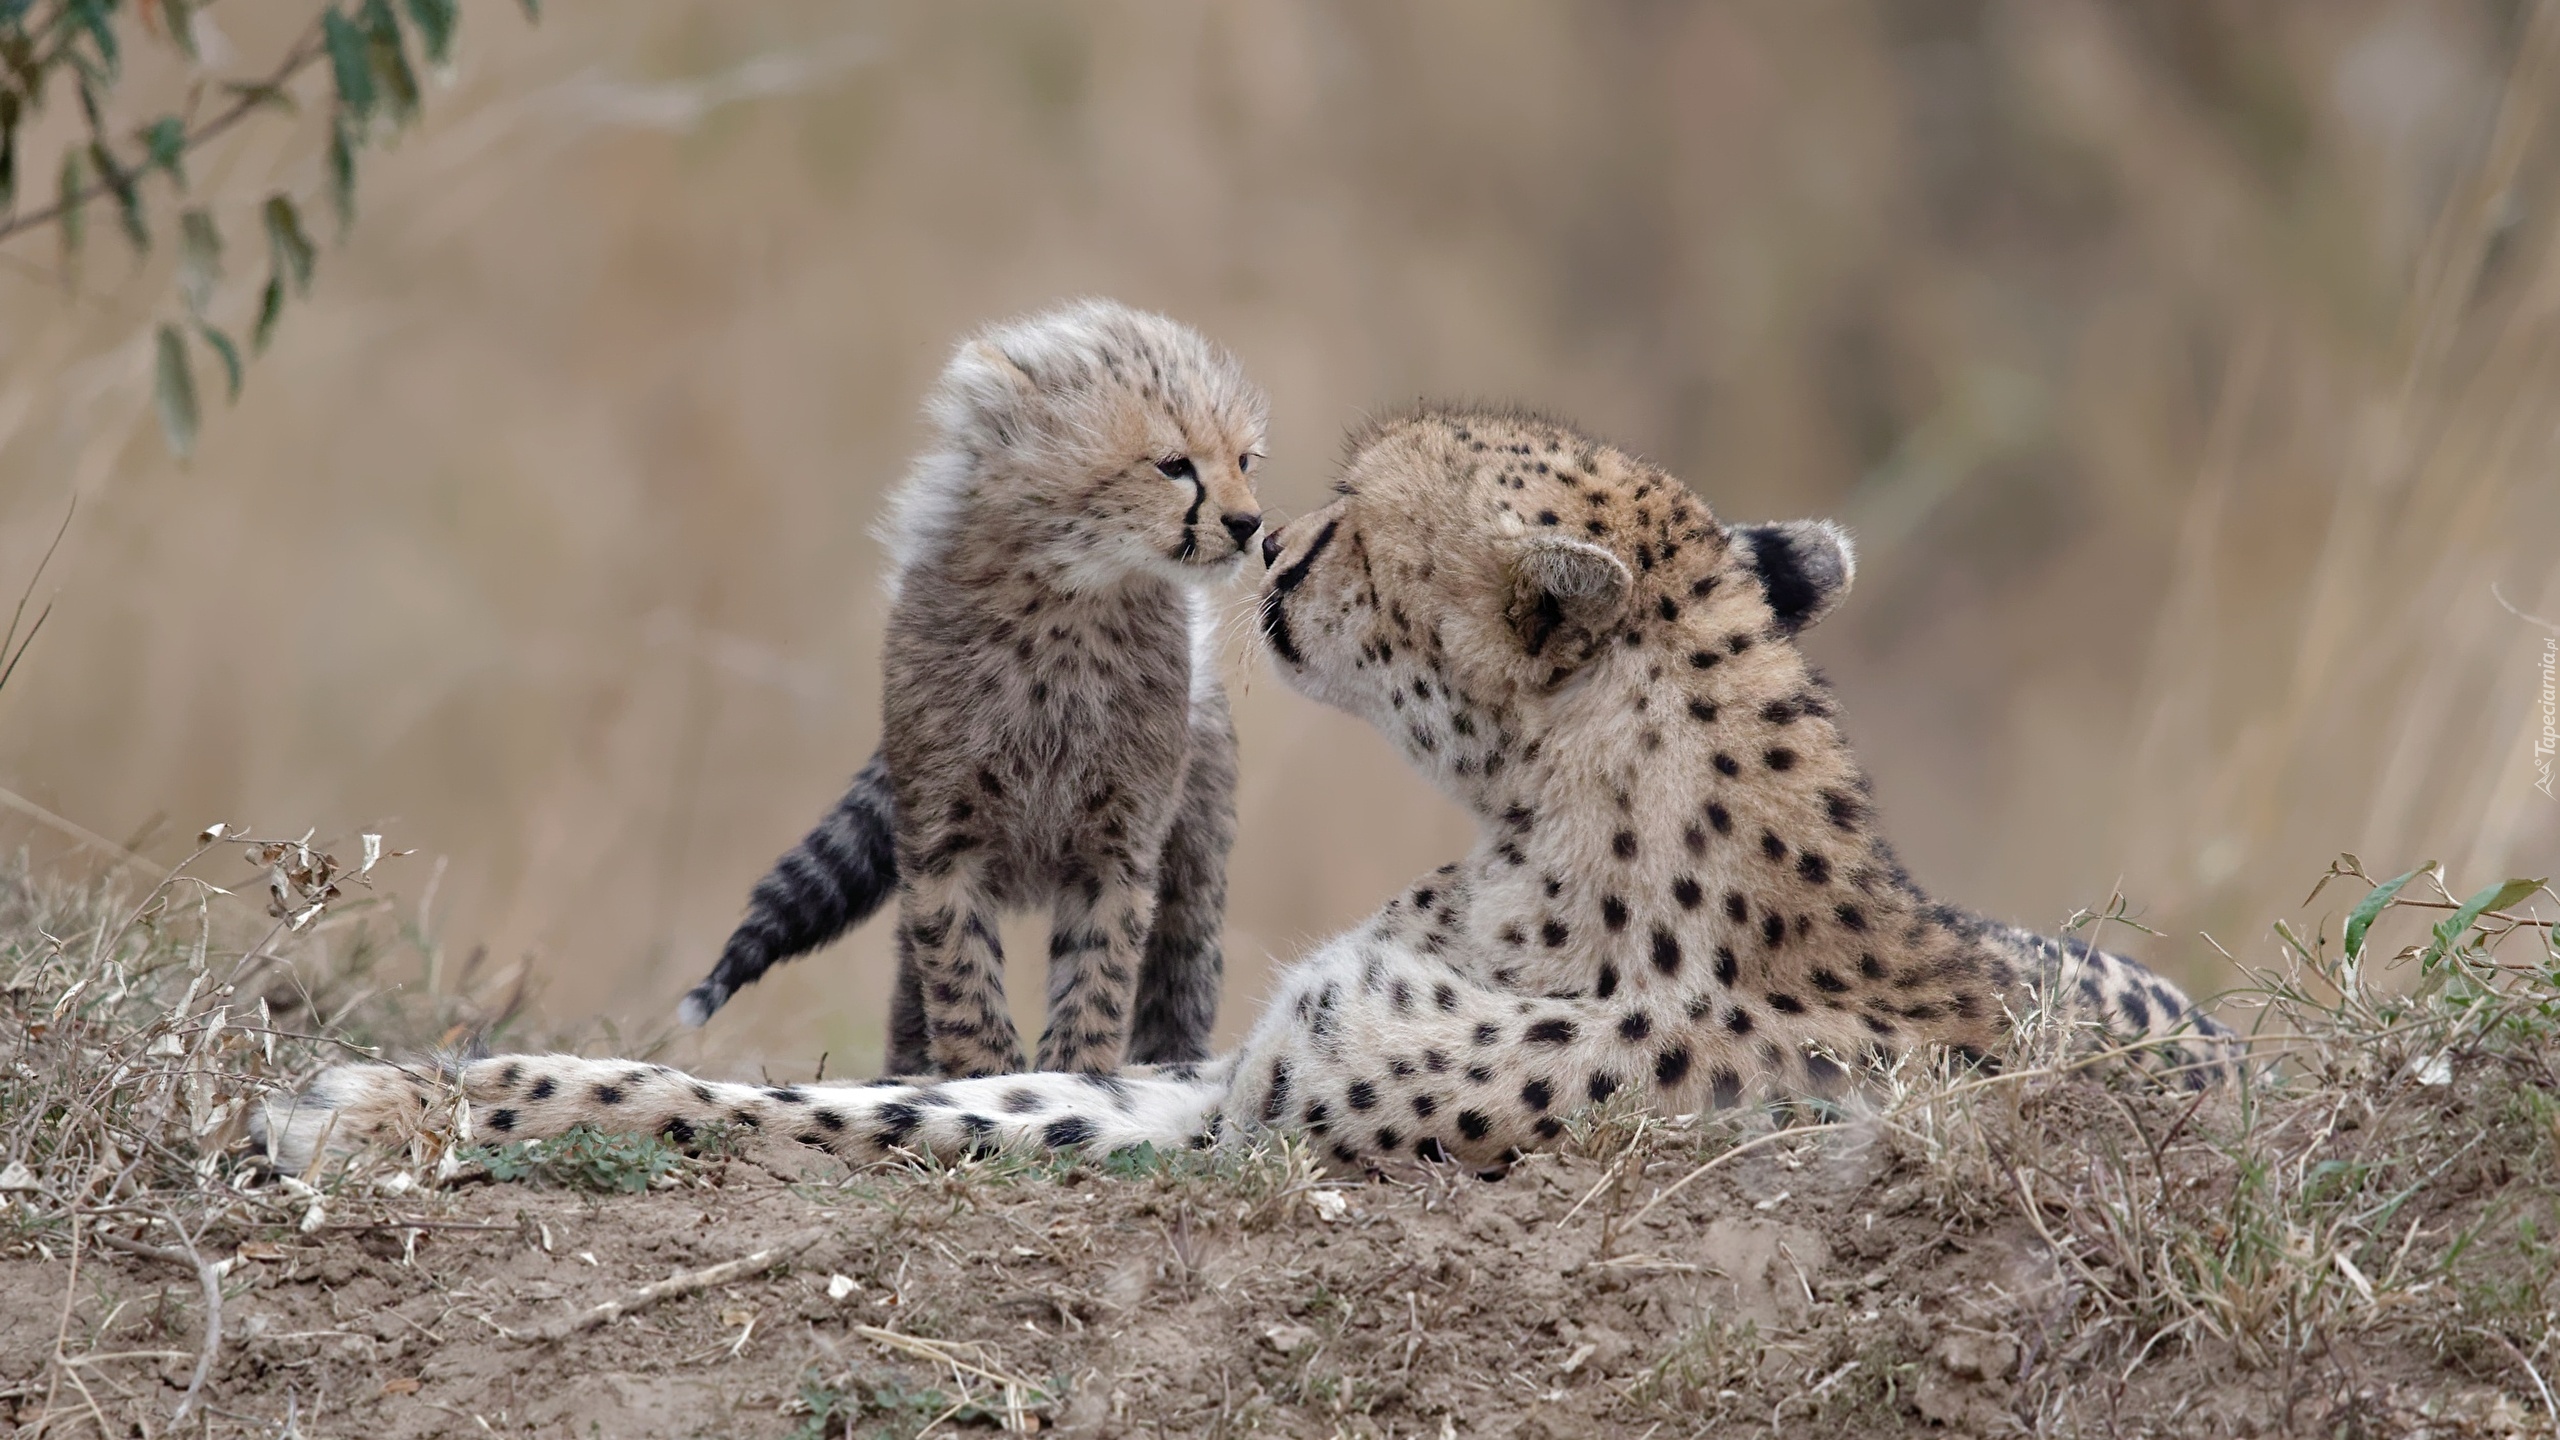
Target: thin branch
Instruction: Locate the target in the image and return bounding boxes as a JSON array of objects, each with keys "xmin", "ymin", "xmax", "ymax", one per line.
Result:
[
  {"xmin": 0, "ymin": 20, "xmax": 331, "ymax": 248},
  {"xmin": 509, "ymin": 1227, "xmax": 828, "ymax": 1343},
  {"xmin": 0, "ymin": 786, "xmax": 158, "ymax": 874},
  {"xmin": 88, "ymin": 1226, "xmax": 223, "ymax": 1425}
]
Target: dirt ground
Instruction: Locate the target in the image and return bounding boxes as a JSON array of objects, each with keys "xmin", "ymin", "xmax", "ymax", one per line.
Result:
[{"xmin": 0, "ymin": 1100, "xmax": 2545, "ymax": 1440}]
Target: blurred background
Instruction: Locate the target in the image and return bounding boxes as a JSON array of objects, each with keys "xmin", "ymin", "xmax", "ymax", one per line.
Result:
[{"xmin": 1, "ymin": 0, "xmax": 2554, "ymax": 1073}]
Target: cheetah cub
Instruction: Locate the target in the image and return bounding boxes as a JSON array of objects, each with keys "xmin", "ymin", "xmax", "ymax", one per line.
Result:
[{"xmin": 677, "ymin": 299, "xmax": 1268, "ymax": 1078}]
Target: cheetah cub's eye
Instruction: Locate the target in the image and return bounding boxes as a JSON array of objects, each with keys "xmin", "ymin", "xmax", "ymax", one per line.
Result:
[
  {"xmin": 1157, "ymin": 457, "xmax": 1198, "ymax": 481},
  {"xmin": 1239, "ymin": 453, "xmax": 1258, "ymax": 473}
]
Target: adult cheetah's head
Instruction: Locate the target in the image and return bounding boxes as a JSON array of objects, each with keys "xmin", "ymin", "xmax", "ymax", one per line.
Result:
[
  {"xmin": 1256, "ymin": 406, "xmax": 1853, "ymax": 786},
  {"xmin": 905, "ymin": 298, "xmax": 1271, "ymax": 587}
]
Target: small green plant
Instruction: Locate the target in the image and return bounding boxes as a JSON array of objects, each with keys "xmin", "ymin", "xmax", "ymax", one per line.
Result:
[
  {"xmin": 788, "ymin": 1368, "xmax": 1029, "ymax": 1440},
  {"xmin": 463, "ymin": 1123, "xmax": 686, "ymax": 1194}
]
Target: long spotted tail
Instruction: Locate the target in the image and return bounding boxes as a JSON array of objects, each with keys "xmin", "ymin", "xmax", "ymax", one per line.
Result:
[
  {"xmin": 679, "ymin": 752, "xmax": 899, "ymax": 1026},
  {"xmin": 253, "ymin": 1053, "xmax": 1239, "ymax": 1178}
]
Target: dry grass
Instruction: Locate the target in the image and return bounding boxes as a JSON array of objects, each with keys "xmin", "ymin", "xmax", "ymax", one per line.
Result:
[{"xmin": 0, "ymin": 844, "xmax": 2552, "ymax": 1435}]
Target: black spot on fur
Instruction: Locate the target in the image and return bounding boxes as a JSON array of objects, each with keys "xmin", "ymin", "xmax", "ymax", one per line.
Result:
[
  {"xmin": 1706, "ymin": 802, "xmax": 1732, "ymax": 834},
  {"xmin": 1520, "ymin": 1079, "xmax": 1555, "ymax": 1111},
  {"xmin": 1043, "ymin": 1116, "xmax": 1094, "ymax": 1148},
  {"xmin": 1654, "ymin": 1046, "xmax": 1692, "ymax": 1087},
  {"xmin": 1526, "ymin": 1018, "xmax": 1577, "ymax": 1045},
  {"xmin": 1618, "ymin": 1011, "xmax": 1653, "ymax": 1041},
  {"xmin": 1347, "ymin": 1080, "xmax": 1379, "ymax": 1111},
  {"xmin": 487, "ymin": 1108, "xmax": 518, "ymax": 1133},
  {"xmin": 1650, "ymin": 928, "xmax": 1682, "ymax": 975},
  {"xmin": 529, "ymin": 1077, "xmax": 556, "ymax": 1102},
  {"xmin": 1612, "ymin": 830, "xmax": 1639, "ymax": 860},
  {"xmin": 1714, "ymin": 946, "xmax": 1739, "ymax": 986},
  {"xmin": 1714, "ymin": 753, "xmax": 1740, "ymax": 777},
  {"xmin": 1672, "ymin": 876, "xmax": 1702, "ymax": 909},
  {"xmin": 1602, "ymin": 896, "xmax": 1629, "ymax": 931},
  {"xmin": 1768, "ymin": 993, "xmax": 1805, "ymax": 1014},
  {"xmin": 593, "ymin": 1084, "xmax": 625, "ymax": 1106},
  {"xmin": 1457, "ymin": 1110, "xmax": 1492, "ymax": 1141}
]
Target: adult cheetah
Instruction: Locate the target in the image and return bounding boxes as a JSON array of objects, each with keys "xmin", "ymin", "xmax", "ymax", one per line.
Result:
[{"xmin": 260, "ymin": 406, "xmax": 2238, "ymax": 1177}]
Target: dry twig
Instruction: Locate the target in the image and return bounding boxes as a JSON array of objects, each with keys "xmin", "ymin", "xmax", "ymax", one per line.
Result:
[{"xmin": 512, "ymin": 1226, "xmax": 827, "ymax": 1343}]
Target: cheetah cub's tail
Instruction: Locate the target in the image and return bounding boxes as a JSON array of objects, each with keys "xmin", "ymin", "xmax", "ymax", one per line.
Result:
[
  {"xmin": 678, "ymin": 752, "xmax": 901, "ymax": 1027},
  {"xmin": 253, "ymin": 1054, "xmax": 1238, "ymax": 1178}
]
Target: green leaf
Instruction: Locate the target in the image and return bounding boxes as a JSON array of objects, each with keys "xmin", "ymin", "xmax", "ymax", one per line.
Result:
[
  {"xmin": 65, "ymin": 0, "xmax": 119, "ymax": 78},
  {"xmin": 252, "ymin": 275, "xmax": 285, "ymax": 353},
  {"xmin": 140, "ymin": 114, "xmax": 187, "ymax": 186},
  {"xmin": 403, "ymin": 0, "xmax": 457, "ymax": 66},
  {"xmin": 163, "ymin": 0, "xmax": 200, "ymax": 60},
  {"xmin": 2431, "ymin": 877, "xmax": 2550, "ymax": 960},
  {"xmin": 55, "ymin": 148, "xmax": 86, "ymax": 257},
  {"xmin": 326, "ymin": 114, "xmax": 357, "ymax": 232},
  {"xmin": 2345, "ymin": 865, "xmax": 2429, "ymax": 959},
  {"xmin": 0, "ymin": 31, "xmax": 42, "ymax": 97},
  {"xmin": 176, "ymin": 208, "xmax": 221, "ymax": 313},
  {"xmin": 0, "ymin": 90, "xmax": 19, "ymax": 213},
  {"xmin": 90, "ymin": 141, "xmax": 146, "ymax": 251},
  {"xmin": 322, "ymin": 8, "xmax": 375, "ymax": 122},
  {"xmin": 154, "ymin": 324, "xmax": 199, "ymax": 460},
  {"xmin": 194, "ymin": 322, "xmax": 242, "ymax": 402},
  {"xmin": 262, "ymin": 194, "xmax": 315, "ymax": 293},
  {"xmin": 361, "ymin": 0, "xmax": 420, "ymax": 124}
]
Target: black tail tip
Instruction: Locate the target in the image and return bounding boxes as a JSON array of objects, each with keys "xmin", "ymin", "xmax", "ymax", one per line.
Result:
[{"xmin": 676, "ymin": 983, "xmax": 726, "ymax": 1028}]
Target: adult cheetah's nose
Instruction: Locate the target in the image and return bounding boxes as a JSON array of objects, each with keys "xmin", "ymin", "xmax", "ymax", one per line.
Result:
[
  {"xmin": 1260, "ymin": 528, "xmax": 1284, "ymax": 567},
  {"xmin": 1223, "ymin": 511, "xmax": 1263, "ymax": 553}
]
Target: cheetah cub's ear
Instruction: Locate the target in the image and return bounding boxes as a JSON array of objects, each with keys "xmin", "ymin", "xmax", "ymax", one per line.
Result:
[
  {"xmin": 1733, "ymin": 519, "xmax": 1856, "ymax": 636},
  {"xmin": 1507, "ymin": 534, "xmax": 1633, "ymax": 664}
]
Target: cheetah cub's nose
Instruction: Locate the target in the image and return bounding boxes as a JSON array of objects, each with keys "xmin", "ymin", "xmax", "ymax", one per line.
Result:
[
  {"xmin": 1259, "ymin": 528, "xmax": 1284, "ymax": 567},
  {"xmin": 1222, "ymin": 511, "xmax": 1263, "ymax": 554}
]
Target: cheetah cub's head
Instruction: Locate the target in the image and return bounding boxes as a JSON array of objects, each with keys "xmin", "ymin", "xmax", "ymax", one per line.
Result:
[
  {"xmin": 1257, "ymin": 406, "xmax": 1852, "ymax": 794},
  {"xmin": 911, "ymin": 298, "xmax": 1270, "ymax": 587}
]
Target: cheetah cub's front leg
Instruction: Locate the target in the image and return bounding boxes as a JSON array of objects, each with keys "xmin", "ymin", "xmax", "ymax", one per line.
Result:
[{"xmin": 899, "ymin": 861, "xmax": 1022, "ymax": 1077}]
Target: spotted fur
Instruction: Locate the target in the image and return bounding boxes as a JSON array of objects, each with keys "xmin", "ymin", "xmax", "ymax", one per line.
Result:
[
  {"xmin": 676, "ymin": 299, "xmax": 1265, "ymax": 1077},
  {"xmin": 261, "ymin": 406, "xmax": 2237, "ymax": 1178}
]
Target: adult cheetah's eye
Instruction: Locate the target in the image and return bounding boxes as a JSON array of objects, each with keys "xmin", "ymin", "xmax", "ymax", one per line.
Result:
[
  {"xmin": 1238, "ymin": 453, "xmax": 1256, "ymax": 473},
  {"xmin": 1157, "ymin": 456, "xmax": 1197, "ymax": 481}
]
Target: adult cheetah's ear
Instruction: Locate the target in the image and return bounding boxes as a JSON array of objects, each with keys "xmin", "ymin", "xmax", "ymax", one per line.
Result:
[
  {"xmin": 1734, "ymin": 520, "xmax": 1855, "ymax": 635},
  {"xmin": 1507, "ymin": 535, "xmax": 1632, "ymax": 664}
]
